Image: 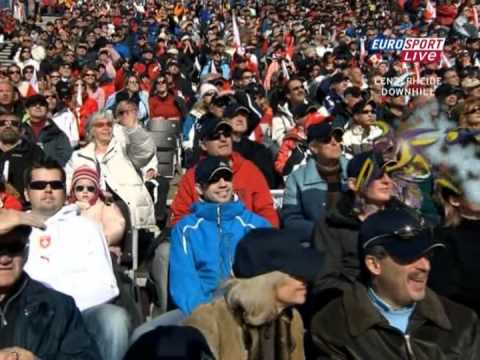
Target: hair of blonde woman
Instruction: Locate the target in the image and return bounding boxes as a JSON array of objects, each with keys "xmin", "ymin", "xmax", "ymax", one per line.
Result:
[
  {"xmin": 459, "ymin": 98, "xmax": 480, "ymax": 128},
  {"xmin": 85, "ymin": 110, "xmax": 114, "ymax": 143},
  {"xmin": 223, "ymin": 271, "xmax": 291, "ymax": 326}
]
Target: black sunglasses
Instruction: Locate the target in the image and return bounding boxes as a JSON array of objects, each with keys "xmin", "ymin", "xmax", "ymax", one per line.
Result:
[
  {"xmin": 207, "ymin": 127, "xmax": 232, "ymax": 141},
  {"xmin": 0, "ymin": 242, "xmax": 28, "ymax": 256},
  {"xmin": 208, "ymin": 171, "xmax": 233, "ymax": 184},
  {"xmin": 0, "ymin": 119, "xmax": 21, "ymax": 127},
  {"xmin": 465, "ymin": 107, "xmax": 480, "ymax": 115},
  {"xmin": 75, "ymin": 185, "xmax": 96, "ymax": 193},
  {"xmin": 29, "ymin": 180, "xmax": 65, "ymax": 190},
  {"xmin": 318, "ymin": 131, "xmax": 343, "ymax": 144}
]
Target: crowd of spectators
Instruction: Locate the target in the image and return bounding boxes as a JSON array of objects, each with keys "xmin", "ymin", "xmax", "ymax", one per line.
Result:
[{"xmin": 2, "ymin": 0, "xmax": 480, "ymax": 358}]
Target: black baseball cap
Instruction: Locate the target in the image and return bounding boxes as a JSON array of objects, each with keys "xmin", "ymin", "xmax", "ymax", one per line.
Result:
[
  {"xmin": 198, "ymin": 113, "xmax": 232, "ymax": 141},
  {"xmin": 25, "ymin": 94, "xmax": 48, "ymax": 108},
  {"xmin": 233, "ymin": 228, "xmax": 324, "ymax": 282},
  {"xmin": 223, "ymin": 102, "xmax": 250, "ymax": 119},
  {"xmin": 195, "ymin": 156, "xmax": 233, "ymax": 185},
  {"xmin": 359, "ymin": 208, "xmax": 444, "ymax": 262},
  {"xmin": 0, "ymin": 225, "xmax": 31, "ymax": 255},
  {"xmin": 292, "ymin": 102, "xmax": 318, "ymax": 119},
  {"xmin": 307, "ymin": 121, "xmax": 343, "ymax": 143}
]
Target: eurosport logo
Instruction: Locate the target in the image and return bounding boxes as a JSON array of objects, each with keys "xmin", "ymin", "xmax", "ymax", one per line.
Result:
[{"xmin": 370, "ymin": 37, "xmax": 445, "ymax": 63}]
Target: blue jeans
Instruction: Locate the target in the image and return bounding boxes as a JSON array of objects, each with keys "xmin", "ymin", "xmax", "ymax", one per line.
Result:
[
  {"xmin": 82, "ymin": 304, "xmax": 131, "ymax": 360},
  {"xmin": 130, "ymin": 309, "xmax": 186, "ymax": 345}
]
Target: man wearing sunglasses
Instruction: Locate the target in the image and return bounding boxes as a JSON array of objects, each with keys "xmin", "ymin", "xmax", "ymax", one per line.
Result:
[
  {"xmin": 22, "ymin": 159, "xmax": 131, "ymax": 360},
  {"xmin": 311, "ymin": 151, "xmax": 407, "ymax": 302},
  {"xmin": 343, "ymin": 99, "xmax": 385, "ymax": 160},
  {"xmin": 311, "ymin": 208, "xmax": 480, "ymax": 359},
  {"xmin": 281, "ymin": 121, "xmax": 348, "ymax": 242},
  {"xmin": 0, "ymin": 224, "xmax": 101, "ymax": 359},
  {"xmin": 171, "ymin": 114, "xmax": 279, "ymax": 227},
  {"xmin": 22, "ymin": 95, "xmax": 72, "ymax": 167},
  {"xmin": 132, "ymin": 156, "xmax": 270, "ymax": 339},
  {"xmin": 0, "ymin": 112, "xmax": 46, "ymax": 205}
]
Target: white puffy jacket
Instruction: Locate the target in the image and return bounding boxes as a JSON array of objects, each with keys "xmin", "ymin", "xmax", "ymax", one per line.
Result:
[{"xmin": 65, "ymin": 124, "xmax": 156, "ymax": 228}]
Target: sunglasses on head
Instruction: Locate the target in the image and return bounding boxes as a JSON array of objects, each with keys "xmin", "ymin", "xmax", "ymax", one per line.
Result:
[
  {"xmin": 75, "ymin": 185, "xmax": 96, "ymax": 192},
  {"xmin": 0, "ymin": 119, "xmax": 21, "ymax": 127},
  {"xmin": 0, "ymin": 242, "xmax": 28, "ymax": 256},
  {"xmin": 206, "ymin": 127, "xmax": 232, "ymax": 141},
  {"xmin": 29, "ymin": 180, "xmax": 65, "ymax": 190}
]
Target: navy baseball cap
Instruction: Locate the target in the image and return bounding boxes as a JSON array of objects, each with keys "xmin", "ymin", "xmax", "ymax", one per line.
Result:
[
  {"xmin": 359, "ymin": 208, "xmax": 445, "ymax": 262},
  {"xmin": 233, "ymin": 228, "xmax": 324, "ymax": 282},
  {"xmin": 307, "ymin": 122, "xmax": 343, "ymax": 143},
  {"xmin": 195, "ymin": 156, "xmax": 233, "ymax": 185},
  {"xmin": 197, "ymin": 113, "xmax": 232, "ymax": 141},
  {"xmin": 223, "ymin": 102, "xmax": 250, "ymax": 119}
]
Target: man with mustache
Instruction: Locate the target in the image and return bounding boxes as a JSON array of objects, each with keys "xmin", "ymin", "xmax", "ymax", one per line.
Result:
[
  {"xmin": 310, "ymin": 208, "xmax": 480, "ymax": 359},
  {"xmin": 0, "ymin": 112, "xmax": 45, "ymax": 205}
]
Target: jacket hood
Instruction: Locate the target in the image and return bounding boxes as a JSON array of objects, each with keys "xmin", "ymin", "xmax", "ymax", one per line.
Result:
[{"xmin": 191, "ymin": 199, "xmax": 246, "ymax": 222}]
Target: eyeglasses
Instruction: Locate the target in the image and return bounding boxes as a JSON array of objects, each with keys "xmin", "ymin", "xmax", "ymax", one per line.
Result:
[
  {"xmin": 0, "ymin": 242, "xmax": 28, "ymax": 256},
  {"xmin": 30, "ymin": 103, "xmax": 47, "ymax": 108},
  {"xmin": 75, "ymin": 185, "xmax": 96, "ymax": 192},
  {"xmin": 361, "ymin": 109, "xmax": 375, "ymax": 114},
  {"xmin": 465, "ymin": 107, "xmax": 480, "ymax": 115},
  {"xmin": 29, "ymin": 180, "xmax": 65, "ymax": 190},
  {"xmin": 50, "ymin": 74, "xmax": 60, "ymax": 78},
  {"xmin": 156, "ymin": 79, "xmax": 167, "ymax": 85},
  {"xmin": 45, "ymin": 94, "xmax": 56, "ymax": 99},
  {"xmin": 318, "ymin": 131, "xmax": 344, "ymax": 144},
  {"xmin": 24, "ymin": 69, "xmax": 34, "ymax": 74},
  {"xmin": 93, "ymin": 121, "xmax": 113, "ymax": 128},
  {"xmin": 84, "ymin": 73, "xmax": 96, "ymax": 77},
  {"xmin": 206, "ymin": 128, "xmax": 232, "ymax": 141},
  {"xmin": 9, "ymin": 70, "xmax": 20, "ymax": 75},
  {"xmin": 0, "ymin": 119, "xmax": 21, "ymax": 127}
]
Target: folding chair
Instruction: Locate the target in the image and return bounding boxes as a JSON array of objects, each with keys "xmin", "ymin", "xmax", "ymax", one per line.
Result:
[{"xmin": 147, "ymin": 121, "xmax": 181, "ymax": 178}]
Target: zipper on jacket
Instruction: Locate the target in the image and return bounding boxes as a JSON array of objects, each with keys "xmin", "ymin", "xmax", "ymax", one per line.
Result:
[
  {"xmin": 404, "ymin": 334, "xmax": 416, "ymax": 360},
  {"xmin": 0, "ymin": 277, "xmax": 29, "ymax": 327}
]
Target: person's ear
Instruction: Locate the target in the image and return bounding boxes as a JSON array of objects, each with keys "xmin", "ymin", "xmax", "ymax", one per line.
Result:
[
  {"xmin": 195, "ymin": 183, "xmax": 204, "ymax": 197},
  {"xmin": 347, "ymin": 177, "xmax": 357, "ymax": 192},
  {"xmin": 199, "ymin": 141, "xmax": 207, "ymax": 152},
  {"xmin": 365, "ymin": 255, "xmax": 382, "ymax": 276},
  {"xmin": 24, "ymin": 189, "xmax": 30, "ymax": 202}
]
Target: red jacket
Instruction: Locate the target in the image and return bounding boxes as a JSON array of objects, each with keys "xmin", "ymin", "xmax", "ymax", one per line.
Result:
[
  {"xmin": 0, "ymin": 193, "xmax": 22, "ymax": 210},
  {"xmin": 170, "ymin": 152, "xmax": 279, "ymax": 227},
  {"xmin": 437, "ymin": 5, "xmax": 457, "ymax": 26}
]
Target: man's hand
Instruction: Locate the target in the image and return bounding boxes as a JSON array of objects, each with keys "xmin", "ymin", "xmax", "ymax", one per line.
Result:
[
  {"xmin": 0, "ymin": 347, "xmax": 35, "ymax": 360},
  {"xmin": 0, "ymin": 210, "xmax": 46, "ymax": 235}
]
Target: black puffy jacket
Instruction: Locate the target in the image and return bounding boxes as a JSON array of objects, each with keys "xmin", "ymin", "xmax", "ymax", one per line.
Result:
[{"xmin": 0, "ymin": 274, "xmax": 101, "ymax": 359}]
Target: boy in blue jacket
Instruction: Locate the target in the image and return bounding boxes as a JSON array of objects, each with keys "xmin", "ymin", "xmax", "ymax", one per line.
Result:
[{"xmin": 169, "ymin": 156, "xmax": 271, "ymax": 314}]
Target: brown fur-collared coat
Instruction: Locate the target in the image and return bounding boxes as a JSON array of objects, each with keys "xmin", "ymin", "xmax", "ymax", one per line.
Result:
[{"xmin": 183, "ymin": 297, "xmax": 305, "ymax": 360}]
